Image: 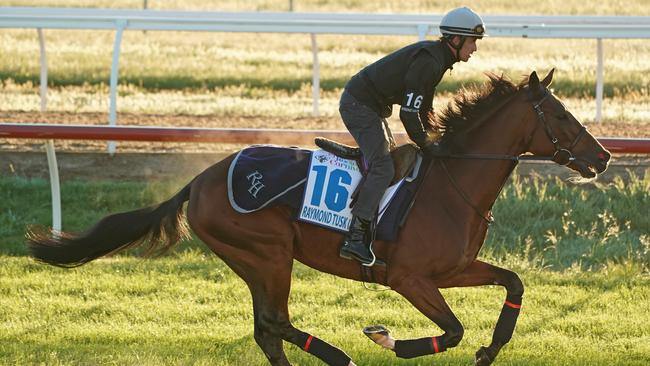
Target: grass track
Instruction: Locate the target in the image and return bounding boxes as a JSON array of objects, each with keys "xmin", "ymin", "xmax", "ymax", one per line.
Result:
[
  {"xmin": 0, "ymin": 171, "xmax": 649, "ymax": 364},
  {"xmin": 2, "ymin": 2, "xmax": 649, "ymax": 363},
  {"xmin": 1, "ymin": 254, "xmax": 649, "ymax": 365}
]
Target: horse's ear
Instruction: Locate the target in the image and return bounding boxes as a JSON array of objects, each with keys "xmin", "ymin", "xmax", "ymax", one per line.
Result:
[
  {"xmin": 541, "ymin": 68, "xmax": 555, "ymax": 87},
  {"xmin": 529, "ymin": 71, "xmax": 540, "ymax": 89},
  {"xmin": 528, "ymin": 71, "xmax": 543, "ymax": 98}
]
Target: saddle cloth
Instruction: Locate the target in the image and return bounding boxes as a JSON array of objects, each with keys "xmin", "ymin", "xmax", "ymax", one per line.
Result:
[
  {"xmin": 227, "ymin": 145, "xmax": 426, "ymax": 241},
  {"xmin": 227, "ymin": 145, "xmax": 310, "ymax": 213}
]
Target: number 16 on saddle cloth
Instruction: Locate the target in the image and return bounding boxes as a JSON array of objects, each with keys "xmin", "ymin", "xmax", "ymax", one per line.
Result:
[{"xmin": 298, "ymin": 150, "xmax": 404, "ymax": 233}]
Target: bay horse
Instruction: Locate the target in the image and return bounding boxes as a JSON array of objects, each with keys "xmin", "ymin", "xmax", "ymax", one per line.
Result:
[{"xmin": 28, "ymin": 70, "xmax": 610, "ymax": 365}]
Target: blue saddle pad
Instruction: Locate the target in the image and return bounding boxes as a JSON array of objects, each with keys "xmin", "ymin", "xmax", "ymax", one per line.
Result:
[{"xmin": 227, "ymin": 145, "xmax": 428, "ymax": 242}]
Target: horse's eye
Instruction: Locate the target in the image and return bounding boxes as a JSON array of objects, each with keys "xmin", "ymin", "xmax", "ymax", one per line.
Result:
[{"xmin": 556, "ymin": 113, "xmax": 568, "ymax": 120}]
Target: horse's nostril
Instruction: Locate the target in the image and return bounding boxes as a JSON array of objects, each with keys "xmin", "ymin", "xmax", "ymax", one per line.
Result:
[{"xmin": 598, "ymin": 151, "xmax": 610, "ymax": 161}]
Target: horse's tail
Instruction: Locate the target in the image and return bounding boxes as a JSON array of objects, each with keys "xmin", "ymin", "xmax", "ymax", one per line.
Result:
[{"xmin": 27, "ymin": 182, "xmax": 193, "ymax": 268}]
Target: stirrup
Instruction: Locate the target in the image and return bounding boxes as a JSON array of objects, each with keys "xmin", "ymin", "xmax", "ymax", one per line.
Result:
[
  {"xmin": 362, "ymin": 242, "xmax": 377, "ymax": 267},
  {"xmin": 339, "ymin": 242, "xmax": 376, "ymax": 267}
]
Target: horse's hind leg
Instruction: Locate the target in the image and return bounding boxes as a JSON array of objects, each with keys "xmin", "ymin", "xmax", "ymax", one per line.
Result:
[
  {"xmin": 193, "ymin": 230, "xmax": 354, "ymax": 366},
  {"xmin": 248, "ymin": 257, "xmax": 294, "ymax": 365},
  {"xmin": 190, "ymin": 234, "xmax": 294, "ymax": 364},
  {"xmin": 187, "ymin": 167, "xmax": 353, "ymax": 365},
  {"xmin": 247, "ymin": 256, "xmax": 355, "ymax": 366}
]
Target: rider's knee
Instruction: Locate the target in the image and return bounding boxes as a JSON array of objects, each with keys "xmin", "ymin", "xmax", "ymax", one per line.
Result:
[{"xmin": 372, "ymin": 155, "xmax": 395, "ymax": 179}]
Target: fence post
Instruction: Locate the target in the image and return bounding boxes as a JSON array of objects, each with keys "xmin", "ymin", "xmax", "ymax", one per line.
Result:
[
  {"xmin": 37, "ymin": 28, "xmax": 62, "ymax": 231},
  {"xmin": 37, "ymin": 28, "xmax": 48, "ymax": 112},
  {"xmin": 108, "ymin": 19, "xmax": 127, "ymax": 155},
  {"xmin": 417, "ymin": 24, "xmax": 428, "ymax": 41},
  {"xmin": 595, "ymin": 38, "xmax": 604, "ymax": 123},
  {"xmin": 311, "ymin": 33, "xmax": 320, "ymax": 117},
  {"xmin": 45, "ymin": 141, "xmax": 62, "ymax": 232}
]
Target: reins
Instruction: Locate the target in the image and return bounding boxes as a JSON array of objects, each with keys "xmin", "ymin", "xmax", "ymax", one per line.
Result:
[
  {"xmin": 438, "ymin": 159, "xmax": 498, "ymax": 224},
  {"xmin": 441, "ymin": 153, "xmax": 556, "ymax": 162}
]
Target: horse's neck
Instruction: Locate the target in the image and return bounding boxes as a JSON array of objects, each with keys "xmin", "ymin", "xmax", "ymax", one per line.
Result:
[{"xmin": 443, "ymin": 101, "xmax": 532, "ymax": 216}]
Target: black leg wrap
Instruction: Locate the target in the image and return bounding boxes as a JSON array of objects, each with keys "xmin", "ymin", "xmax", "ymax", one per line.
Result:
[
  {"xmin": 492, "ymin": 293, "xmax": 522, "ymax": 345},
  {"xmin": 292, "ymin": 332, "xmax": 351, "ymax": 366},
  {"xmin": 394, "ymin": 337, "xmax": 444, "ymax": 359}
]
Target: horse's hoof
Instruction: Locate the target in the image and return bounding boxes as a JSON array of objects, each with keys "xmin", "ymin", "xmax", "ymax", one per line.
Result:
[
  {"xmin": 363, "ymin": 325, "xmax": 393, "ymax": 349},
  {"xmin": 475, "ymin": 346, "xmax": 493, "ymax": 366},
  {"xmin": 363, "ymin": 325, "xmax": 390, "ymax": 338}
]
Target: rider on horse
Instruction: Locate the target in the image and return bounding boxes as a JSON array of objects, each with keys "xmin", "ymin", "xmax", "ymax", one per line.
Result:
[{"xmin": 339, "ymin": 7, "xmax": 486, "ymax": 265}]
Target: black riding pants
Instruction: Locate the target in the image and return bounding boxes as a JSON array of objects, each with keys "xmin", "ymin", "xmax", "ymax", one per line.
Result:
[{"xmin": 339, "ymin": 89, "xmax": 395, "ymax": 221}]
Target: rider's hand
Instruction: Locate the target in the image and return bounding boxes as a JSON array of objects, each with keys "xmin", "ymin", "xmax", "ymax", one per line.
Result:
[{"xmin": 421, "ymin": 141, "xmax": 449, "ymax": 157}]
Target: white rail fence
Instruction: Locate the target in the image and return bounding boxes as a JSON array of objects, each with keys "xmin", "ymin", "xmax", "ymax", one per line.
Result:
[{"xmin": 2, "ymin": 8, "xmax": 650, "ymax": 151}]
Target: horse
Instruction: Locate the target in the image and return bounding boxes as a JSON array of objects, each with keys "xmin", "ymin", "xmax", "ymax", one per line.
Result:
[{"xmin": 27, "ymin": 69, "xmax": 611, "ymax": 366}]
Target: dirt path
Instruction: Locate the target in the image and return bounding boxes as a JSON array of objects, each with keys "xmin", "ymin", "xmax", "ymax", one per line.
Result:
[
  {"xmin": 2, "ymin": 110, "xmax": 649, "ymax": 153},
  {"xmin": 2, "ymin": 150, "xmax": 647, "ymax": 184}
]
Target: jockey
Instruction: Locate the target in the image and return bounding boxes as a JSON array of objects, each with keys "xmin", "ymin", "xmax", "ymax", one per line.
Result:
[{"xmin": 339, "ymin": 7, "xmax": 486, "ymax": 265}]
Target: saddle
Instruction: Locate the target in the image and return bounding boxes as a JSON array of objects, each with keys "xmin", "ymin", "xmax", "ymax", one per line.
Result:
[{"xmin": 315, "ymin": 137, "xmax": 420, "ymax": 185}]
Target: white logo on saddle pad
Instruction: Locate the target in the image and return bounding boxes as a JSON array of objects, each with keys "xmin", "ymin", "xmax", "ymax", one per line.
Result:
[
  {"xmin": 246, "ymin": 171, "xmax": 265, "ymax": 198},
  {"xmin": 298, "ymin": 150, "xmax": 404, "ymax": 232}
]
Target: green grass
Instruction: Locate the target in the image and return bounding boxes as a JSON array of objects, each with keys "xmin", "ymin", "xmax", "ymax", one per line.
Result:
[
  {"xmin": 486, "ymin": 173, "xmax": 650, "ymax": 271},
  {"xmin": 1, "ymin": 254, "xmax": 649, "ymax": 365},
  {"xmin": 1, "ymin": 170, "xmax": 649, "ymax": 364},
  {"xmin": 0, "ymin": 177, "xmax": 191, "ymax": 256}
]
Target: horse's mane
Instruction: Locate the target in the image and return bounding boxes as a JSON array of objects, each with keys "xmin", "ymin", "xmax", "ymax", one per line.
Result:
[{"xmin": 426, "ymin": 73, "xmax": 528, "ymax": 150}]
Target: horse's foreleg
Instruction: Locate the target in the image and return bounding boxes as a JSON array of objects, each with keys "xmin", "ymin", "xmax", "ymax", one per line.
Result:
[
  {"xmin": 436, "ymin": 260, "xmax": 524, "ymax": 366},
  {"xmin": 383, "ymin": 275, "xmax": 465, "ymax": 359}
]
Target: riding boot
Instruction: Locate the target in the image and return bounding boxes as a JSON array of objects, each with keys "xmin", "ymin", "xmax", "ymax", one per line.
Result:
[{"xmin": 339, "ymin": 215, "xmax": 374, "ymax": 265}]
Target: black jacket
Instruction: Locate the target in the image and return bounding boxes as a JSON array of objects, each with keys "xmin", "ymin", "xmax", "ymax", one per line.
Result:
[{"xmin": 345, "ymin": 40, "xmax": 456, "ymax": 147}]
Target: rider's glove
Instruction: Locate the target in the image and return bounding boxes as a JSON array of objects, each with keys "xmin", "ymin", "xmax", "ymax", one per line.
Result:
[{"xmin": 421, "ymin": 141, "xmax": 449, "ymax": 157}]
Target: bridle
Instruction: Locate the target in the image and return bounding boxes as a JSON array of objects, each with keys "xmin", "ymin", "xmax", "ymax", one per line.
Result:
[
  {"xmin": 530, "ymin": 91, "xmax": 587, "ymax": 166},
  {"xmin": 439, "ymin": 87, "xmax": 587, "ymax": 224},
  {"xmin": 441, "ymin": 88, "xmax": 586, "ymax": 163}
]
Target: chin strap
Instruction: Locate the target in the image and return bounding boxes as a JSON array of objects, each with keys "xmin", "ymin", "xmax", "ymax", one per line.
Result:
[{"xmin": 443, "ymin": 35, "xmax": 466, "ymax": 62}]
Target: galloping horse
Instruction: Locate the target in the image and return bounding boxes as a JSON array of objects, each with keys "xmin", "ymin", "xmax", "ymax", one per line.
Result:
[{"xmin": 28, "ymin": 70, "xmax": 610, "ymax": 365}]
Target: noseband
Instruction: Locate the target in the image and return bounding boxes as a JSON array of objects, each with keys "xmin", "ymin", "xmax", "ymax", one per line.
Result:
[{"xmin": 531, "ymin": 91, "xmax": 586, "ymax": 166}]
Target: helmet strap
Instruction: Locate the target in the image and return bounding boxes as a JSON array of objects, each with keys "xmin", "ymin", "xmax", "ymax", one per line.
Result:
[{"xmin": 443, "ymin": 35, "xmax": 465, "ymax": 62}]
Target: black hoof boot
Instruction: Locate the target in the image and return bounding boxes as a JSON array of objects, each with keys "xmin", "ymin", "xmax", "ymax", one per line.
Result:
[
  {"xmin": 339, "ymin": 216, "xmax": 374, "ymax": 265},
  {"xmin": 475, "ymin": 346, "xmax": 494, "ymax": 366}
]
